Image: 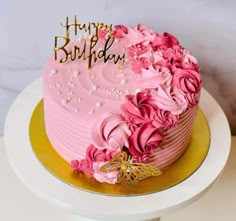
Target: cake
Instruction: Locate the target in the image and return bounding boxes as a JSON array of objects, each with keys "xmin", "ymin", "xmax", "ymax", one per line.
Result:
[{"xmin": 43, "ymin": 21, "xmax": 202, "ymax": 186}]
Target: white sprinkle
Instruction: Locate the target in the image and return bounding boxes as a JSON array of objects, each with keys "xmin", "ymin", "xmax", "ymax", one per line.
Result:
[
  {"xmin": 120, "ymin": 73, "xmax": 125, "ymax": 77},
  {"xmin": 106, "ymin": 89, "xmax": 110, "ymax": 93},
  {"xmin": 96, "ymin": 102, "xmax": 102, "ymax": 108},
  {"xmin": 137, "ymin": 74, "xmax": 141, "ymax": 78},
  {"xmin": 91, "ymin": 75, "xmax": 95, "ymax": 79},
  {"xmin": 50, "ymin": 69, "xmax": 57, "ymax": 75},
  {"xmin": 116, "ymin": 94, "xmax": 120, "ymax": 98},
  {"xmin": 111, "ymin": 87, "xmax": 115, "ymax": 91},
  {"xmin": 75, "ymin": 109, "xmax": 79, "ymax": 112},
  {"xmin": 68, "ymin": 68, "xmax": 72, "ymax": 72},
  {"xmin": 92, "ymin": 85, "xmax": 98, "ymax": 90},
  {"xmin": 69, "ymin": 91, "xmax": 73, "ymax": 95},
  {"xmin": 125, "ymin": 89, "xmax": 130, "ymax": 94},
  {"xmin": 62, "ymin": 99, "xmax": 68, "ymax": 104},
  {"xmin": 68, "ymin": 81, "xmax": 72, "ymax": 85},
  {"xmin": 121, "ymin": 96, "xmax": 125, "ymax": 100},
  {"xmin": 49, "ymin": 84, "xmax": 53, "ymax": 88},
  {"xmin": 102, "ymin": 88, "xmax": 106, "ymax": 91},
  {"xmin": 74, "ymin": 70, "xmax": 79, "ymax": 76},
  {"xmin": 70, "ymin": 83, "xmax": 75, "ymax": 87},
  {"xmin": 135, "ymin": 88, "xmax": 142, "ymax": 94},
  {"xmin": 89, "ymin": 90, "xmax": 93, "ymax": 96},
  {"xmin": 88, "ymin": 109, "xmax": 94, "ymax": 114},
  {"xmin": 67, "ymin": 97, "xmax": 71, "ymax": 101},
  {"xmin": 57, "ymin": 91, "xmax": 61, "ymax": 95}
]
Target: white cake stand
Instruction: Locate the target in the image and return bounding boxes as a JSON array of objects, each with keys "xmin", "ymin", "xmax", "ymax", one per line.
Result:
[{"xmin": 4, "ymin": 78, "xmax": 231, "ymax": 221}]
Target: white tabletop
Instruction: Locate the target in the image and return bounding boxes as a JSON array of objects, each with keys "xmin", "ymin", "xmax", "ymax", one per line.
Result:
[{"xmin": 1, "ymin": 136, "xmax": 235, "ymax": 221}]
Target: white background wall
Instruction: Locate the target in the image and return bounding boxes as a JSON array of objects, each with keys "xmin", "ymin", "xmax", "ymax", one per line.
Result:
[{"xmin": 1, "ymin": 0, "xmax": 236, "ymax": 134}]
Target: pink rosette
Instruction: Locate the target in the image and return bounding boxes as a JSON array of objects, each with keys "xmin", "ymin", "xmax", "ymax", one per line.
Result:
[
  {"xmin": 131, "ymin": 57, "xmax": 151, "ymax": 73},
  {"xmin": 181, "ymin": 52, "xmax": 199, "ymax": 72},
  {"xmin": 98, "ymin": 29, "xmax": 108, "ymax": 40},
  {"xmin": 139, "ymin": 66, "xmax": 172, "ymax": 89},
  {"xmin": 129, "ymin": 122, "xmax": 163, "ymax": 158},
  {"xmin": 93, "ymin": 162, "xmax": 118, "ymax": 184},
  {"xmin": 112, "ymin": 25, "xmax": 128, "ymax": 38},
  {"xmin": 151, "ymin": 86, "xmax": 188, "ymax": 115},
  {"xmin": 71, "ymin": 160, "xmax": 80, "ymax": 172},
  {"xmin": 86, "ymin": 144, "xmax": 111, "ymax": 162},
  {"xmin": 128, "ymin": 43, "xmax": 150, "ymax": 57},
  {"xmin": 172, "ymin": 68, "xmax": 202, "ymax": 107},
  {"xmin": 91, "ymin": 113, "xmax": 131, "ymax": 151},
  {"xmin": 152, "ymin": 32, "xmax": 179, "ymax": 50},
  {"xmin": 153, "ymin": 109, "xmax": 179, "ymax": 129},
  {"xmin": 121, "ymin": 92, "xmax": 158, "ymax": 129},
  {"xmin": 79, "ymin": 159, "xmax": 94, "ymax": 176},
  {"xmin": 135, "ymin": 24, "xmax": 155, "ymax": 45}
]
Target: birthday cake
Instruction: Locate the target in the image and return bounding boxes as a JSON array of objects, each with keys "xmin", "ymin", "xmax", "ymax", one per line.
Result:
[{"xmin": 43, "ymin": 18, "xmax": 202, "ymax": 186}]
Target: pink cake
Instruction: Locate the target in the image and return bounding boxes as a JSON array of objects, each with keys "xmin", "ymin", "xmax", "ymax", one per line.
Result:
[{"xmin": 43, "ymin": 24, "xmax": 202, "ymax": 186}]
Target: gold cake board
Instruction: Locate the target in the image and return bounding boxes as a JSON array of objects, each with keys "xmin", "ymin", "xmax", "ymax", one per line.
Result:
[{"xmin": 29, "ymin": 100, "xmax": 210, "ymax": 196}]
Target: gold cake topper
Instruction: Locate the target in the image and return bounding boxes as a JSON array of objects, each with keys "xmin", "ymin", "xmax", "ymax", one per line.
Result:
[
  {"xmin": 100, "ymin": 151, "xmax": 162, "ymax": 187},
  {"xmin": 54, "ymin": 16, "xmax": 126, "ymax": 69}
]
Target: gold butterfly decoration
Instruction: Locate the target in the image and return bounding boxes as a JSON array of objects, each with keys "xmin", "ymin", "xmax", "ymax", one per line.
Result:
[{"xmin": 100, "ymin": 151, "xmax": 162, "ymax": 187}]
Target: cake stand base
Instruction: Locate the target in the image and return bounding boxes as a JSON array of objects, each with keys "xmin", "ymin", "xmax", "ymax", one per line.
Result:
[{"xmin": 69, "ymin": 214, "xmax": 160, "ymax": 221}]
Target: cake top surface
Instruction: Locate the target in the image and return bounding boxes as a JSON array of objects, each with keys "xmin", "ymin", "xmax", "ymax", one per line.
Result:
[{"xmin": 44, "ymin": 24, "xmax": 202, "ymax": 121}]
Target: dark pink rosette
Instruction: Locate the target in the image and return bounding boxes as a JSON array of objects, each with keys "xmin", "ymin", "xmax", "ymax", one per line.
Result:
[
  {"xmin": 121, "ymin": 91, "xmax": 158, "ymax": 129},
  {"xmin": 172, "ymin": 68, "xmax": 202, "ymax": 107},
  {"xmin": 86, "ymin": 144, "xmax": 111, "ymax": 162},
  {"xmin": 153, "ymin": 108, "xmax": 179, "ymax": 129},
  {"xmin": 151, "ymin": 32, "xmax": 179, "ymax": 50},
  {"xmin": 128, "ymin": 122, "xmax": 163, "ymax": 157},
  {"xmin": 112, "ymin": 25, "xmax": 128, "ymax": 38},
  {"xmin": 79, "ymin": 159, "xmax": 94, "ymax": 176},
  {"xmin": 181, "ymin": 52, "xmax": 199, "ymax": 72}
]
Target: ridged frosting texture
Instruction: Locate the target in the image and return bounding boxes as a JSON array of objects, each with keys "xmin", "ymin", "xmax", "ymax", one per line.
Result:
[{"xmin": 43, "ymin": 23, "xmax": 202, "ymax": 185}]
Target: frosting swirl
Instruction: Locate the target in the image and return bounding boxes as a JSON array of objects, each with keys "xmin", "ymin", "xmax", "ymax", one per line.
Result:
[{"xmin": 91, "ymin": 113, "xmax": 131, "ymax": 151}]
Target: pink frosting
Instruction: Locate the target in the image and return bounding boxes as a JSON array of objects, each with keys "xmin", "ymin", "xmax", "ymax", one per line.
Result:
[
  {"xmin": 140, "ymin": 66, "xmax": 172, "ymax": 88},
  {"xmin": 112, "ymin": 25, "xmax": 128, "ymax": 38},
  {"xmin": 172, "ymin": 68, "xmax": 202, "ymax": 107},
  {"xmin": 128, "ymin": 122, "xmax": 163, "ymax": 158},
  {"xmin": 121, "ymin": 92, "xmax": 158, "ymax": 129},
  {"xmin": 91, "ymin": 113, "xmax": 131, "ymax": 151},
  {"xmin": 135, "ymin": 24, "xmax": 155, "ymax": 45},
  {"xmin": 86, "ymin": 144, "xmax": 111, "ymax": 162},
  {"xmin": 93, "ymin": 162, "xmax": 118, "ymax": 184},
  {"xmin": 131, "ymin": 57, "xmax": 151, "ymax": 73},
  {"xmin": 151, "ymin": 86, "xmax": 188, "ymax": 115},
  {"xmin": 151, "ymin": 32, "xmax": 179, "ymax": 49},
  {"xmin": 79, "ymin": 159, "xmax": 94, "ymax": 176}
]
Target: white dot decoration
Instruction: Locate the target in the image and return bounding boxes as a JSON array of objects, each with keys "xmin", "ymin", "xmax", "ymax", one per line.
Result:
[
  {"xmin": 96, "ymin": 102, "xmax": 102, "ymax": 108},
  {"xmin": 50, "ymin": 69, "xmax": 57, "ymax": 76},
  {"xmin": 57, "ymin": 91, "xmax": 61, "ymax": 95},
  {"xmin": 92, "ymin": 85, "xmax": 98, "ymax": 91},
  {"xmin": 74, "ymin": 70, "xmax": 79, "ymax": 76},
  {"xmin": 121, "ymin": 79, "xmax": 127, "ymax": 85},
  {"xmin": 88, "ymin": 109, "xmax": 95, "ymax": 114},
  {"xmin": 62, "ymin": 99, "xmax": 68, "ymax": 104}
]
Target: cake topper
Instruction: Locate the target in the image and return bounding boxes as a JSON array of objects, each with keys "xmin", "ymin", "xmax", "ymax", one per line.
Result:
[{"xmin": 54, "ymin": 16, "xmax": 126, "ymax": 70}]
